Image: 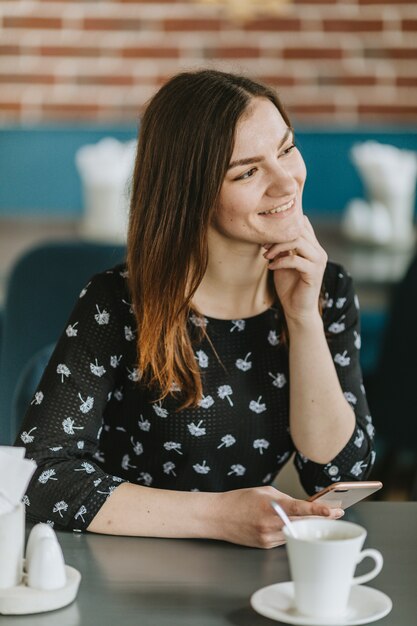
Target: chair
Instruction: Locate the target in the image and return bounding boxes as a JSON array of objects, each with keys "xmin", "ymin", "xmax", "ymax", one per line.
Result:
[
  {"xmin": 367, "ymin": 251, "xmax": 417, "ymax": 499},
  {"xmin": 0, "ymin": 240, "xmax": 125, "ymax": 444}
]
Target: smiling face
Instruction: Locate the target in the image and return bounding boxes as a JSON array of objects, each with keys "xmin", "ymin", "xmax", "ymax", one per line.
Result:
[{"xmin": 211, "ymin": 97, "xmax": 307, "ymax": 247}]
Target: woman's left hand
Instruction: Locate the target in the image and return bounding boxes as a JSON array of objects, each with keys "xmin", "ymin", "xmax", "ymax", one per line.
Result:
[{"xmin": 263, "ymin": 216, "xmax": 327, "ymax": 324}]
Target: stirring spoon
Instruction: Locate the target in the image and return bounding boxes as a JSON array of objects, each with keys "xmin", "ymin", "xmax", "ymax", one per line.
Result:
[{"xmin": 270, "ymin": 501, "xmax": 298, "ymax": 538}]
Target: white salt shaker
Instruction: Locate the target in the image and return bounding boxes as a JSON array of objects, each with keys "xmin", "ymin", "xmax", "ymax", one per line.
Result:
[{"xmin": 26, "ymin": 536, "xmax": 67, "ymax": 590}]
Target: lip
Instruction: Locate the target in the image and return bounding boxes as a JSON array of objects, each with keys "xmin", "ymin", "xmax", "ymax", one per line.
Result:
[{"xmin": 258, "ymin": 198, "xmax": 296, "ymax": 218}]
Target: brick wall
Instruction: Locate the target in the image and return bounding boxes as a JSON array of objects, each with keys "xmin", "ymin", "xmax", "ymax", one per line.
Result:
[{"xmin": 1, "ymin": 0, "xmax": 416, "ymax": 125}]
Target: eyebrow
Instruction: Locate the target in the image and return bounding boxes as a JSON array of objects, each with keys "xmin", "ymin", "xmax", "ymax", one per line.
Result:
[{"xmin": 228, "ymin": 127, "xmax": 294, "ymax": 170}]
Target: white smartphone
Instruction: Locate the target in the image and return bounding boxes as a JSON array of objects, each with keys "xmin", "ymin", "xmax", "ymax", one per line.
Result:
[{"xmin": 308, "ymin": 481, "xmax": 383, "ymax": 509}]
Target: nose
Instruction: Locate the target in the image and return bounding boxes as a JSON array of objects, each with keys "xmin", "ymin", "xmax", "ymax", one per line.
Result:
[{"xmin": 266, "ymin": 160, "xmax": 296, "ymax": 199}]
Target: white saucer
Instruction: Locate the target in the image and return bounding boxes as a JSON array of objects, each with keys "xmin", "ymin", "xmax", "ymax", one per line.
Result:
[
  {"xmin": 251, "ymin": 582, "xmax": 392, "ymax": 626},
  {"xmin": 0, "ymin": 565, "xmax": 81, "ymax": 615}
]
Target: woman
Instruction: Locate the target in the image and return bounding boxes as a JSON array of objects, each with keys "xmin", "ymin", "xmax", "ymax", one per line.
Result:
[{"xmin": 17, "ymin": 70, "xmax": 375, "ymax": 548}]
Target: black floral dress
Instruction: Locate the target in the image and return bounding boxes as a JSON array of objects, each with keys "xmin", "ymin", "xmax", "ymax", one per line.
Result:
[{"xmin": 17, "ymin": 261, "xmax": 375, "ymax": 531}]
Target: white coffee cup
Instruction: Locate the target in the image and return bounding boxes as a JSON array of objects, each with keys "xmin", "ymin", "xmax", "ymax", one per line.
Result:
[
  {"xmin": 283, "ymin": 518, "xmax": 383, "ymax": 619},
  {"xmin": 0, "ymin": 502, "xmax": 25, "ymax": 588}
]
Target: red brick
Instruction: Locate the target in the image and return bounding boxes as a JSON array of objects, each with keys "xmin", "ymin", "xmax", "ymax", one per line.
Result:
[
  {"xmin": 365, "ymin": 47, "xmax": 417, "ymax": 59},
  {"xmin": 402, "ymin": 20, "xmax": 417, "ymax": 32},
  {"xmin": 396, "ymin": 76, "xmax": 417, "ymax": 87},
  {"xmin": 358, "ymin": 0, "xmax": 415, "ymax": 4},
  {"xmin": 0, "ymin": 74, "xmax": 55, "ymax": 85},
  {"xmin": 76, "ymin": 75, "xmax": 134, "ymax": 86},
  {"xmin": 0, "ymin": 101, "xmax": 21, "ymax": 112},
  {"xmin": 358, "ymin": 104, "xmax": 417, "ymax": 115},
  {"xmin": 259, "ymin": 75, "xmax": 297, "ymax": 87},
  {"xmin": 0, "ymin": 45, "xmax": 20, "ymax": 55},
  {"xmin": 83, "ymin": 18, "xmax": 142, "ymax": 30},
  {"xmin": 121, "ymin": 46, "xmax": 180, "ymax": 58},
  {"xmin": 323, "ymin": 19, "xmax": 383, "ymax": 32},
  {"xmin": 3, "ymin": 17, "xmax": 62, "ymax": 29},
  {"xmin": 40, "ymin": 46, "xmax": 102, "ymax": 57},
  {"xmin": 207, "ymin": 47, "xmax": 260, "ymax": 59},
  {"xmin": 244, "ymin": 18, "xmax": 301, "ymax": 32},
  {"xmin": 318, "ymin": 75, "xmax": 378, "ymax": 86},
  {"xmin": 163, "ymin": 19, "xmax": 222, "ymax": 32},
  {"xmin": 283, "ymin": 48, "xmax": 343, "ymax": 60},
  {"xmin": 42, "ymin": 103, "xmax": 100, "ymax": 119}
]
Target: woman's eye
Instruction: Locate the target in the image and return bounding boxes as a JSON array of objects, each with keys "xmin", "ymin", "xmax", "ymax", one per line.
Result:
[
  {"xmin": 280, "ymin": 143, "xmax": 296, "ymax": 157},
  {"xmin": 236, "ymin": 167, "xmax": 257, "ymax": 181}
]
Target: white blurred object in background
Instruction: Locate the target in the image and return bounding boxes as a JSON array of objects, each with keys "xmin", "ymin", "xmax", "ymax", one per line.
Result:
[
  {"xmin": 75, "ymin": 138, "xmax": 136, "ymax": 243},
  {"xmin": 342, "ymin": 141, "xmax": 417, "ymax": 248}
]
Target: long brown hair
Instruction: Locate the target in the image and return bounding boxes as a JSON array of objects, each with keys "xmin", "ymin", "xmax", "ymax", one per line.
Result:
[{"xmin": 127, "ymin": 69, "xmax": 292, "ymax": 409}]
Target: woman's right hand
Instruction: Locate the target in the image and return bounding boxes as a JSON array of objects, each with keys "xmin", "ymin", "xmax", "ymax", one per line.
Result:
[{"xmin": 214, "ymin": 485, "xmax": 343, "ymax": 549}]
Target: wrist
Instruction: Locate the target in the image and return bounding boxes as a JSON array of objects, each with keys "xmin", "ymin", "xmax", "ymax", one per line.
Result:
[{"xmin": 286, "ymin": 311, "xmax": 324, "ymax": 334}]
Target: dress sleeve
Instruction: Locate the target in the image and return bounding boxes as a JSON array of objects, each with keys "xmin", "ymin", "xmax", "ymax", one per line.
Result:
[
  {"xmin": 15, "ymin": 269, "xmax": 130, "ymax": 531},
  {"xmin": 293, "ymin": 263, "xmax": 376, "ymax": 496}
]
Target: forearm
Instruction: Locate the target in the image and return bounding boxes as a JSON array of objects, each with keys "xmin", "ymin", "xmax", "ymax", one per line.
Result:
[
  {"xmin": 287, "ymin": 314, "xmax": 356, "ymax": 464},
  {"xmin": 87, "ymin": 482, "xmax": 222, "ymax": 539}
]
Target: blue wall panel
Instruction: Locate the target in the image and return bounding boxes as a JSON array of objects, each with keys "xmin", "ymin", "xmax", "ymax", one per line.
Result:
[{"xmin": 0, "ymin": 125, "xmax": 416, "ymax": 216}]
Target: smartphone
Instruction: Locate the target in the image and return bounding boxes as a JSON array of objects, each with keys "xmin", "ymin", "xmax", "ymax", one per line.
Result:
[{"xmin": 308, "ymin": 481, "xmax": 383, "ymax": 509}]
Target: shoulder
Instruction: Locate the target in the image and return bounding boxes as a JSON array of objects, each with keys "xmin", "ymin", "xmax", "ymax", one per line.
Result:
[
  {"xmin": 322, "ymin": 260, "xmax": 354, "ymax": 301},
  {"xmin": 80, "ymin": 263, "xmax": 130, "ymax": 302}
]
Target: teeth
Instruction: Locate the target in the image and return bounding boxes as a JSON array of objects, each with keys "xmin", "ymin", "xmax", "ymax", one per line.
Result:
[{"xmin": 259, "ymin": 199, "xmax": 294, "ymax": 215}]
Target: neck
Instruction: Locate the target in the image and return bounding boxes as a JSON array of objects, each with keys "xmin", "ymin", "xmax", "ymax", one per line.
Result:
[{"xmin": 192, "ymin": 231, "xmax": 273, "ymax": 320}]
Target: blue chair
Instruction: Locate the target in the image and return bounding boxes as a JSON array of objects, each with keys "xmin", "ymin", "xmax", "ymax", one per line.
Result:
[{"xmin": 0, "ymin": 240, "xmax": 125, "ymax": 444}]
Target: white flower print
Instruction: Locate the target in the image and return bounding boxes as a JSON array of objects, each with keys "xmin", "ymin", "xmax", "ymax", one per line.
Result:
[
  {"xmin": 326, "ymin": 464, "xmax": 340, "ymax": 478},
  {"xmin": 354, "ymin": 429, "xmax": 365, "ymax": 448},
  {"xmin": 365, "ymin": 415, "xmax": 375, "ymax": 438},
  {"xmin": 249, "ymin": 396, "xmax": 266, "ymax": 414},
  {"xmin": 90, "ymin": 359, "xmax": 106, "ymax": 377},
  {"xmin": 115, "ymin": 426, "xmax": 126, "ymax": 432},
  {"xmin": 97, "ymin": 486, "xmax": 117, "ymax": 496},
  {"xmin": 253, "ymin": 439, "xmax": 270, "ymax": 454},
  {"xmin": 93, "ymin": 478, "xmax": 102, "ymax": 487},
  {"xmin": 193, "ymin": 461, "xmax": 210, "ymax": 474},
  {"xmin": 334, "ymin": 351, "xmax": 350, "ymax": 367},
  {"xmin": 228, "ymin": 464, "xmax": 246, "ymax": 477},
  {"xmin": 189, "ymin": 313, "xmax": 208, "ymax": 327},
  {"xmin": 328, "ymin": 316, "xmax": 346, "ymax": 334},
  {"xmin": 20, "ymin": 427, "xmax": 37, "ymax": 444},
  {"xmin": 122, "ymin": 454, "xmax": 137, "ymax": 470},
  {"xmin": 53, "ymin": 500, "xmax": 68, "ymax": 518},
  {"xmin": 262, "ymin": 473, "xmax": 273, "ymax": 484},
  {"xmin": 75, "ymin": 505, "xmax": 87, "ymax": 523},
  {"xmin": 344, "ymin": 391, "xmax": 357, "ymax": 405},
  {"xmin": 93, "ymin": 450, "xmax": 105, "ymax": 463},
  {"xmin": 163, "ymin": 461, "xmax": 176, "ymax": 476},
  {"xmin": 113, "ymin": 388, "xmax": 123, "ymax": 402},
  {"xmin": 170, "ymin": 381, "xmax": 181, "ymax": 392},
  {"xmin": 235, "ymin": 352, "xmax": 252, "ymax": 372},
  {"xmin": 138, "ymin": 415, "xmax": 151, "ymax": 432},
  {"xmin": 230, "ymin": 319, "xmax": 245, "ymax": 332},
  {"xmin": 354, "ymin": 330, "xmax": 361, "ymax": 349},
  {"xmin": 336, "ymin": 297, "xmax": 347, "ymax": 309},
  {"xmin": 217, "ymin": 385, "xmax": 234, "ymax": 406},
  {"xmin": 121, "ymin": 298, "xmax": 133, "ymax": 314},
  {"xmin": 164, "ymin": 441, "xmax": 183, "ymax": 455},
  {"xmin": 110, "ymin": 355, "xmax": 122, "ymax": 368},
  {"xmin": 120, "ymin": 269, "xmax": 129, "ymax": 278},
  {"xmin": 195, "ymin": 350, "xmax": 209, "ymax": 368},
  {"xmin": 131, "ymin": 437, "xmax": 144, "ymax": 455},
  {"xmin": 49, "ymin": 446, "xmax": 63, "ymax": 452},
  {"xmin": 350, "ymin": 460, "xmax": 367, "ymax": 477},
  {"xmin": 124, "ymin": 325, "xmax": 135, "ymax": 341},
  {"xmin": 94, "ymin": 305, "xmax": 110, "ymax": 325},
  {"xmin": 354, "ymin": 294, "xmax": 360, "ymax": 310},
  {"xmin": 62, "ymin": 417, "xmax": 84, "ymax": 435},
  {"xmin": 78, "ymin": 393, "xmax": 94, "ymax": 414},
  {"xmin": 79, "ymin": 283, "xmax": 90, "ymax": 298},
  {"xmin": 112, "ymin": 476, "xmax": 123, "ymax": 482},
  {"xmin": 267, "ymin": 330, "xmax": 280, "ymax": 346},
  {"xmin": 74, "ymin": 462, "xmax": 95, "ymax": 474},
  {"xmin": 217, "ymin": 434, "xmax": 236, "ymax": 449},
  {"xmin": 314, "ymin": 485, "xmax": 325, "ymax": 493},
  {"xmin": 77, "ymin": 440, "xmax": 85, "ymax": 450},
  {"xmin": 38, "ymin": 469, "xmax": 58, "ymax": 484},
  {"xmin": 322, "ymin": 292, "xmax": 333, "ymax": 308},
  {"xmin": 127, "ymin": 367, "xmax": 141, "ymax": 382},
  {"xmin": 31, "ymin": 391, "xmax": 44, "ymax": 405},
  {"xmin": 22, "ymin": 495, "xmax": 30, "ymax": 506},
  {"xmin": 277, "ymin": 451, "xmax": 291, "ymax": 464},
  {"xmin": 138, "ymin": 472, "xmax": 153, "ymax": 486},
  {"xmin": 66, "ymin": 322, "xmax": 79, "ymax": 337},
  {"xmin": 268, "ymin": 371, "xmax": 287, "ymax": 389},
  {"xmin": 152, "ymin": 401, "xmax": 168, "ymax": 418},
  {"xmin": 187, "ymin": 421, "xmax": 206, "ymax": 437},
  {"xmin": 57, "ymin": 363, "xmax": 71, "ymax": 382},
  {"xmin": 370, "ymin": 450, "xmax": 376, "ymax": 466},
  {"xmin": 199, "ymin": 394, "xmax": 214, "ymax": 409}
]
